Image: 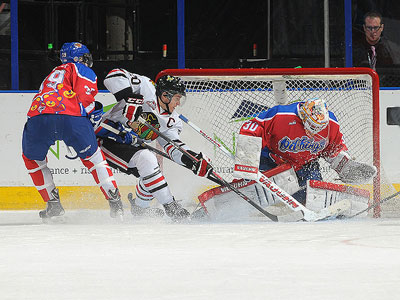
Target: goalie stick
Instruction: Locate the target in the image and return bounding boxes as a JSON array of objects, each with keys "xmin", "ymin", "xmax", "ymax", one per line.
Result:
[
  {"xmin": 178, "ymin": 114, "xmax": 350, "ymax": 222},
  {"xmin": 348, "ymin": 189, "xmax": 400, "ymax": 218},
  {"xmin": 136, "ymin": 116, "xmax": 293, "ymax": 222}
]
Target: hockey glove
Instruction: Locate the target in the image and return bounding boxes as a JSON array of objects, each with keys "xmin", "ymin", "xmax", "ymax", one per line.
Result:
[
  {"xmin": 115, "ymin": 122, "xmax": 138, "ymax": 145},
  {"xmin": 124, "ymin": 131, "xmax": 138, "ymax": 145},
  {"xmin": 129, "ymin": 112, "xmax": 160, "ymax": 141},
  {"xmin": 192, "ymin": 152, "xmax": 213, "ymax": 178},
  {"xmin": 88, "ymin": 101, "xmax": 104, "ymax": 129},
  {"xmin": 328, "ymin": 151, "xmax": 377, "ymax": 184},
  {"xmin": 123, "ymin": 94, "xmax": 144, "ymax": 124}
]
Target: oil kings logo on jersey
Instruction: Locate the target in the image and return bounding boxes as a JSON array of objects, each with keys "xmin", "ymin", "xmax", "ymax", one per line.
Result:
[{"xmin": 278, "ymin": 136, "xmax": 327, "ymax": 154}]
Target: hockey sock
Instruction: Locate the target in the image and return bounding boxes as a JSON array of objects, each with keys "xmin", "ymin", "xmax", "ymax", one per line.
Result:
[
  {"xmin": 136, "ymin": 167, "xmax": 174, "ymax": 206},
  {"xmin": 80, "ymin": 147, "xmax": 118, "ymax": 199},
  {"xmin": 22, "ymin": 154, "xmax": 55, "ymax": 202}
]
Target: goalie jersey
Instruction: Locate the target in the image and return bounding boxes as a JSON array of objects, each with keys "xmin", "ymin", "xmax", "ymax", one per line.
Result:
[{"xmin": 239, "ymin": 102, "xmax": 347, "ymax": 170}]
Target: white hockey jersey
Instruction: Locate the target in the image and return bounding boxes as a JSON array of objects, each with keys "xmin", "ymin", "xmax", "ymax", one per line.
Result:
[{"xmin": 102, "ymin": 68, "xmax": 189, "ymax": 165}]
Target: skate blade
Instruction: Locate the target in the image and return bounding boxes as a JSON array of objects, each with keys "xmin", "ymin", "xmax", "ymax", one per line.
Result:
[
  {"xmin": 169, "ymin": 214, "xmax": 192, "ymax": 223},
  {"xmin": 114, "ymin": 212, "xmax": 124, "ymax": 223},
  {"xmin": 141, "ymin": 210, "xmax": 165, "ymax": 219},
  {"xmin": 42, "ymin": 215, "xmax": 67, "ymax": 224},
  {"xmin": 127, "ymin": 193, "xmax": 134, "ymax": 204}
]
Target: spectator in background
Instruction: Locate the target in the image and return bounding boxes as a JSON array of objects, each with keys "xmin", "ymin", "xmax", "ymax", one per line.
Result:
[{"xmin": 353, "ymin": 11, "xmax": 399, "ymax": 70}]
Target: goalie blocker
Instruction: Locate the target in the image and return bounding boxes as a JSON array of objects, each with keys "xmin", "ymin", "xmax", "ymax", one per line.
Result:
[{"xmin": 197, "ymin": 165, "xmax": 370, "ymax": 220}]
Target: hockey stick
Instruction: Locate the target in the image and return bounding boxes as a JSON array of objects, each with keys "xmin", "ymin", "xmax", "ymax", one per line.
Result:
[
  {"xmin": 348, "ymin": 189, "xmax": 400, "ymax": 218},
  {"xmin": 136, "ymin": 116, "xmax": 287, "ymax": 222},
  {"xmin": 100, "ymin": 121, "xmax": 222, "ymax": 186},
  {"xmin": 99, "ymin": 122, "xmax": 172, "ymax": 160},
  {"xmin": 179, "ymin": 115, "xmax": 235, "ymax": 160},
  {"xmin": 178, "ymin": 114, "xmax": 350, "ymax": 222}
]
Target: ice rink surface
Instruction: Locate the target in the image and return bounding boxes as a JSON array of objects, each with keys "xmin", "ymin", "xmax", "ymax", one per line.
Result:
[{"xmin": 1, "ymin": 210, "xmax": 400, "ymax": 300}]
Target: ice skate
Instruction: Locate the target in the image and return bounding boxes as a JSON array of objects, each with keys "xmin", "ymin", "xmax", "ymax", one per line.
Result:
[
  {"xmin": 127, "ymin": 193, "xmax": 164, "ymax": 218},
  {"xmin": 108, "ymin": 188, "xmax": 124, "ymax": 221},
  {"xmin": 163, "ymin": 198, "xmax": 190, "ymax": 222},
  {"xmin": 39, "ymin": 188, "xmax": 65, "ymax": 223}
]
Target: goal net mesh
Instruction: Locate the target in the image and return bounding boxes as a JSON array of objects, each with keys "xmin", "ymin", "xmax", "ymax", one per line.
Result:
[{"xmin": 163, "ymin": 69, "xmax": 397, "ymax": 217}]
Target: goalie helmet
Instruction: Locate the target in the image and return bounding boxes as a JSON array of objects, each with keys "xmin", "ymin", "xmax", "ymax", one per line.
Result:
[
  {"xmin": 60, "ymin": 42, "xmax": 93, "ymax": 68},
  {"xmin": 299, "ymin": 98, "xmax": 329, "ymax": 136}
]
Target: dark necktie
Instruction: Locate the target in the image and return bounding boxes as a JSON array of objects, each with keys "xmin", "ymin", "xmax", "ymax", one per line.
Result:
[{"xmin": 369, "ymin": 46, "xmax": 377, "ymax": 70}]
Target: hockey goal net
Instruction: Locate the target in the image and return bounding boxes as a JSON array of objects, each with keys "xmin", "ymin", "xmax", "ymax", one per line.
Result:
[{"xmin": 156, "ymin": 68, "xmax": 397, "ymax": 218}]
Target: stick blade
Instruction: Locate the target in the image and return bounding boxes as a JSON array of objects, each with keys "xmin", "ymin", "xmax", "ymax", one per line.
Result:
[{"xmin": 317, "ymin": 199, "xmax": 352, "ymax": 221}]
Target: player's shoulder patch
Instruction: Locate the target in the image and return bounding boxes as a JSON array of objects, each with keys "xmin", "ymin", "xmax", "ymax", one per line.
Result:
[
  {"xmin": 277, "ymin": 102, "xmax": 299, "ymax": 113},
  {"xmin": 328, "ymin": 110, "xmax": 338, "ymax": 122},
  {"xmin": 74, "ymin": 63, "xmax": 97, "ymax": 83},
  {"xmin": 257, "ymin": 102, "xmax": 298, "ymax": 120}
]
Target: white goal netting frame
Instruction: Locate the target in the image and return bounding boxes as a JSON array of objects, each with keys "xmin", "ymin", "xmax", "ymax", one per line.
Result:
[{"xmin": 156, "ymin": 68, "xmax": 397, "ymax": 218}]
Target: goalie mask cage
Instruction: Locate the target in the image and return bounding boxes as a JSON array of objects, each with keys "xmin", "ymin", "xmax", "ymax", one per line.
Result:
[{"xmin": 156, "ymin": 68, "xmax": 395, "ymax": 218}]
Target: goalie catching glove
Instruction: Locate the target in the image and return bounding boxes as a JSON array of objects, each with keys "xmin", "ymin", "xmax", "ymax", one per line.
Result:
[
  {"xmin": 128, "ymin": 111, "xmax": 160, "ymax": 141},
  {"xmin": 123, "ymin": 94, "xmax": 144, "ymax": 124},
  {"xmin": 327, "ymin": 151, "xmax": 377, "ymax": 184},
  {"xmin": 182, "ymin": 150, "xmax": 214, "ymax": 178}
]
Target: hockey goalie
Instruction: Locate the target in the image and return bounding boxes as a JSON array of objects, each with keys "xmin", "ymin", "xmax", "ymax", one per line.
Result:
[{"xmin": 196, "ymin": 98, "xmax": 376, "ymax": 220}]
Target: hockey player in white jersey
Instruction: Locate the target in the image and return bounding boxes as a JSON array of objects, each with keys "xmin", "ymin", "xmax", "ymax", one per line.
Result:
[{"xmin": 96, "ymin": 69, "xmax": 213, "ymax": 221}]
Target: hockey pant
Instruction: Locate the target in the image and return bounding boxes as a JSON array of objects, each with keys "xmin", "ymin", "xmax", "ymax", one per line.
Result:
[
  {"xmin": 22, "ymin": 114, "xmax": 119, "ymax": 201},
  {"xmin": 99, "ymin": 139, "xmax": 174, "ymax": 208}
]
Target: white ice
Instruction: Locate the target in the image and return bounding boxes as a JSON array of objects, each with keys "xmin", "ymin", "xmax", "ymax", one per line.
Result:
[{"xmin": 1, "ymin": 210, "xmax": 400, "ymax": 300}]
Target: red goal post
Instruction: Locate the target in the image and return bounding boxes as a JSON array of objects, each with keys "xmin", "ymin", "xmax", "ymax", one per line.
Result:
[{"xmin": 156, "ymin": 68, "xmax": 387, "ymax": 217}]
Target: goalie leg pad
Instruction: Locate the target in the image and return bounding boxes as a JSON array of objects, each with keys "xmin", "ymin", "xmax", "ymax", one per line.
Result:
[
  {"xmin": 198, "ymin": 165, "xmax": 301, "ymax": 220},
  {"xmin": 254, "ymin": 166, "xmax": 301, "ymax": 207},
  {"xmin": 305, "ymin": 180, "xmax": 369, "ymax": 217}
]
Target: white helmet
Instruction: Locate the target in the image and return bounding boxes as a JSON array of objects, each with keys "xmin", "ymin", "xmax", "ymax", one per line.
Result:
[{"xmin": 299, "ymin": 98, "xmax": 329, "ymax": 136}]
